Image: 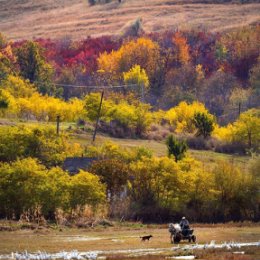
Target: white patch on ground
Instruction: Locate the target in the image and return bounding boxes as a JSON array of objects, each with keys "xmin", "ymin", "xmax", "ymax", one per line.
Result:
[
  {"xmin": 58, "ymin": 236, "xmax": 103, "ymax": 242},
  {"xmin": 111, "ymin": 239, "xmax": 124, "ymax": 243},
  {"xmin": 54, "ymin": 235, "xmax": 137, "ymax": 242},
  {"xmin": 1, "ymin": 241, "xmax": 260, "ymax": 260},
  {"xmin": 167, "ymin": 256, "xmax": 195, "ymax": 260}
]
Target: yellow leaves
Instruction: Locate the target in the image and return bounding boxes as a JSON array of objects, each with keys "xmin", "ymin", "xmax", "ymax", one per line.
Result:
[
  {"xmin": 213, "ymin": 124, "xmax": 234, "ymax": 142},
  {"xmin": 233, "ymin": 109, "xmax": 260, "ymax": 148},
  {"xmin": 3, "ymin": 45, "xmax": 15, "ymax": 61},
  {"xmin": 0, "ymin": 89, "xmax": 18, "ymax": 116},
  {"xmin": 152, "ymin": 109, "xmax": 166, "ymax": 125},
  {"xmin": 165, "ymin": 101, "xmax": 210, "ymax": 133},
  {"xmin": 8, "ymin": 91, "xmax": 85, "ymax": 122},
  {"xmin": 123, "ymin": 65, "xmax": 149, "ymax": 89},
  {"xmin": 97, "ymin": 50, "xmax": 122, "ymax": 82},
  {"xmin": 1, "ymin": 75, "xmax": 36, "ymax": 98},
  {"xmin": 0, "ymin": 74, "xmax": 85, "ymax": 121},
  {"xmin": 195, "ymin": 64, "xmax": 205, "ymax": 80},
  {"xmin": 213, "ymin": 109, "xmax": 260, "ymax": 149},
  {"xmin": 165, "ymin": 108, "xmax": 177, "ymax": 126},
  {"xmin": 98, "ymin": 37, "xmax": 160, "ymax": 83}
]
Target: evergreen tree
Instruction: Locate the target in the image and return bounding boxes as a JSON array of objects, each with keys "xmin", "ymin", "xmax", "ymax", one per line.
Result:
[
  {"xmin": 166, "ymin": 135, "xmax": 187, "ymax": 162},
  {"xmin": 193, "ymin": 112, "xmax": 214, "ymax": 138},
  {"xmin": 16, "ymin": 41, "xmax": 57, "ymax": 96}
]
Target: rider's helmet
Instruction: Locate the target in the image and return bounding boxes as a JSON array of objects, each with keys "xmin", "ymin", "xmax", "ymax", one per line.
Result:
[{"xmin": 182, "ymin": 216, "xmax": 186, "ymax": 220}]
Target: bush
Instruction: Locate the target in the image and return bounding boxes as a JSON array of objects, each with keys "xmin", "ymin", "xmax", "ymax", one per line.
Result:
[
  {"xmin": 214, "ymin": 141, "xmax": 247, "ymax": 155},
  {"xmin": 166, "ymin": 135, "xmax": 187, "ymax": 162},
  {"xmin": 145, "ymin": 124, "xmax": 171, "ymax": 141},
  {"xmin": 180, "ymin": 135, "xmax": 219, "ymax": 151},
  {"xmin": 122, "ymin": 18, "xmax": 144, "ymax": 38}
]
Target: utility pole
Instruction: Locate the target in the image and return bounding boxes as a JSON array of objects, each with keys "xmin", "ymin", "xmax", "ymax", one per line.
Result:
[
  {"xmin": 141, "ymin": 84, "xmax": 145, "ymax": 102},
  {"xmin": 56, "ymin": 115, "xmax": 60, "ymax": 135},
  {"xmin": 92, "ymin": 90, "xmax": 104, "ymax": 142}
]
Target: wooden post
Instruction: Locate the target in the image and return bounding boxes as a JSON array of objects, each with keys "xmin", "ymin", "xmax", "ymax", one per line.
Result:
[
  {"xmin": 56, "ymin": 115, "xmax": 60, "ymax": 135},
  {"xmin": 92, "ymin": 90, "xmax": 104, "ymax": 142}
]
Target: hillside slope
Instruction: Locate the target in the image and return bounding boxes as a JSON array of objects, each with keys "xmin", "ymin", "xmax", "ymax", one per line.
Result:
[{"xmin": 0, "ymin": 0, "xmax": 260, "ymax": 40}]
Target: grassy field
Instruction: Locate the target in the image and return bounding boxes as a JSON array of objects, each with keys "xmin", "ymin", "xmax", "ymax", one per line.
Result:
[
  {"xmin": 0, "ymin": 118, "xmax": 250, "ymax": 169},
  {"xmin": 0, "ymin": 0, "xmax": 260, "ymax": 40},
  {"xmin": 70, "ymin": 131, "xmax": 249, "ymax": 169},
  {"xmin": 0, "ymin": 223, "xmax": 260, "ymax": 259}
]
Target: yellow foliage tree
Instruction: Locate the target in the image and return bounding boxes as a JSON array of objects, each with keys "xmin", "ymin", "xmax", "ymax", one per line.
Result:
[
  {"xmin": 1, "ymin": 75, "xmax": 36, "ymax": 98},
  {"xmin": 123, "ymin": 65, "xmax": 149, "ymax": 90},
  {"xmin": 232, "ymin": 108, "xmax": 260, "ymax": 149},
  {"xmin": 164, "ymin": 101, "xmax": 211, "ymax": 133},
  {"xmin": 98, "ymin": 38, "xmax": 160, "ymax": 84}
]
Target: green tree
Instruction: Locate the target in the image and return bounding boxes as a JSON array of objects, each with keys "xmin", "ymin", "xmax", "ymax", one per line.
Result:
[
  {"xmin": 193, "ymin": 112, "xmax": 214, "ymax": 138},
  {"xmin": 0, "ymin": 126, "xmax": 83, "ymax": 167},
  {"xmin": 41, "ymin": 167, "xmax": 70, "ymax": 220},
  {"xmin": 69, "ymin": 170, "xmax": 106, "ymax": 214},
  {"xmin": 90, "ymin": 159, "xmax": 129, "ymax": 199},
  {"xmin": 84, "ymin": 93, "xmax": 113, "ymax": 122},
  {"xmin": 166, "ymin": 135, "xmax": 187, "ymax": 162},
  {"xmin": 16, "ymin": 41, "xmax": 56, "ymax": 96},
  {"xmin": 213, "ymin": 161, "xmax": 257, "ymax": 221},
  {"xmin": 0, "ymin": 90, "xmax": 9, "ymax": 113},
  {"xmin": 0, "ymin": 158, "xmax": 48, "ymax": 219},
  {"xmin": 0, "ymin": 52, "xmax": 13, "ymax": 81}
]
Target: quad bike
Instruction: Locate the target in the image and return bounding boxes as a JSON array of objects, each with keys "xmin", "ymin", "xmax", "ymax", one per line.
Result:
[{"xmin": 168, "ymin": 223, "xmax": 196, "ymax": 244}]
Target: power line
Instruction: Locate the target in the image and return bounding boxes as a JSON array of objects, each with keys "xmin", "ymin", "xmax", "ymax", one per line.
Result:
[{"xmin": 48, "ymin": 82, "xmax": 139, "ymax": 89}]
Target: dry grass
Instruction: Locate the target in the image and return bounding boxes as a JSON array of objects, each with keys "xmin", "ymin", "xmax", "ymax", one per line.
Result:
[{"xmin": 0, "ymin": 0, "xmax": 259, "ymax": 40}]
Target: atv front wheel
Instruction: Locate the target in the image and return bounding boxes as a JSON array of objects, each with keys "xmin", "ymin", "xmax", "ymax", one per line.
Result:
[{"xmin": 174, "ymin": 233, "xmax": 181, "ymax": 243}]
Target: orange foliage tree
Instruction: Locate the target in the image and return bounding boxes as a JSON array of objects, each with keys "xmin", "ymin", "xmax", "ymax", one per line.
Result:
[
  {"xmin": 172, "ymin": 32, "xmax": 190, "ymax": 65},
  {"xmin": 98, "ymin": 38, "xmax": 160, "ymax": 85}
]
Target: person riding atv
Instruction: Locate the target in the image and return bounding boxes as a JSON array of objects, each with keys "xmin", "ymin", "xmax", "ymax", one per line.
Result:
[
  {"xmin": 168, "ymin": 217, "xmax": 196, "ymax": 243},
  {"xmin": 180, "ymin": 216, "xmax": 190, "ymax": 236}
]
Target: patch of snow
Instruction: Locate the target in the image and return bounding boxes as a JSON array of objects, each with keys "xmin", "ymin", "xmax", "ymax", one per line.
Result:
[{"xmin": 1, "ymin": 241, "xmax": 260, "ymax": 260}]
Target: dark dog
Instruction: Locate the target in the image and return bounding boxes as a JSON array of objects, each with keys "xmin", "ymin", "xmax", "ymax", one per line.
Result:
[{"xmin": 140, "ymin": 235, "xmax": 153, "ymax": 241}]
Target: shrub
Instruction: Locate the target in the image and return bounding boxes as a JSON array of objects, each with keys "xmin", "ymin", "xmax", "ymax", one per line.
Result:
[
  {"xmin": 122, "ymin": 18, "xmax": 144, "ymax": 38},
  {"xmin": 214, "ymin": 141, "xmax": 247, "ymax": 155},
  {"xmin": 166, "ymin": 135, "xmax": 187, "ymax": 162}
]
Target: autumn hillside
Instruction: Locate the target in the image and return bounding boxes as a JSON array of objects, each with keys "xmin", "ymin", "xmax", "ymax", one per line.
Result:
[{"xmin": 0, "ymin": 0, "xmax": 260, "ymax": 40}]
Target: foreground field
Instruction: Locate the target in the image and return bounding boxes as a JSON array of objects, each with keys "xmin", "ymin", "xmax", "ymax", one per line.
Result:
[
  {"xmin": 0, "ymin": 0, "xmax": 260, "ymax": 40},
  {"xmin": 0, "ymin": 224, "xmax": 260, "ymax": 259}
]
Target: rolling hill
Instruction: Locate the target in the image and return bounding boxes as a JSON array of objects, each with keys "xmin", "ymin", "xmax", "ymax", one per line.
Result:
[{"xmin": 0, "ymin": 0, "xmax": 260, "ymax": 40}]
